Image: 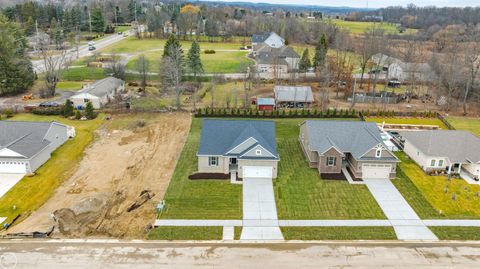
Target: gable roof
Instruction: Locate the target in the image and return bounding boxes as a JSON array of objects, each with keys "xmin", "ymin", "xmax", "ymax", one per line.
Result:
[
  {"xmin": 274, "ymin": 85, "xmax": 314, "ymax": 103},
  {"xmin": 198, "ymin": 119, "xmax": 278, "ymax": 160},
  {"xmin": 257, "ymin": 98, "xmax": 275, "ymax": 106},
  {"xmin": 303, "ymin": 120, "xmax": 392, "ymax": 159},
  {"xmin": 77, "ymin": 77, "xmax": 124, "ymax": 98},
  {"xmin": 252, "ymin": 32, "xmax": 282, "ymax": 43},
  {"xmin": 0, "ymin": 121, "xmax": 67, "ymax": 158},
  {"xmin": 401, "ymin": 130, "xmax": 480, "ymax": 163}
]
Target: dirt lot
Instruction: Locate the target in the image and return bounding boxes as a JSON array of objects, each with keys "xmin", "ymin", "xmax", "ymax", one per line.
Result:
[{"xmin": 10, "ymin": 112, "xmax": 191, "ymax": 238}]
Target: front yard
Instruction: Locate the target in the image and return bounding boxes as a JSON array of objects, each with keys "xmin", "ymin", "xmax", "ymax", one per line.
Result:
[
  {"xmin": 395, "ymin": 152, "xmax": 480, "ymax": 219},
  {"xmin": 0, "ymin": 114, "xmax": 104, "ymax": 225}
]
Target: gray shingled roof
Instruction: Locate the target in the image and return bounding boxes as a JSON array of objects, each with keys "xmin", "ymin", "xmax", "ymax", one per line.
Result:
[
  {"xmin": 81, "ymin": 76, "xmax": 124, "ymax": 97},
  {"xmin": 252, "ymin": 32, "xmax": 273, "ymax": 43},
  {"xmin": 401, "ymin": 130, "xmax": 480, "ymax": 163},
  {"xmin": 274, "ymin": 86, "xmax": 314, "ymax": 103},
  {"xmin": 0, "ymin": 121, "xmax": 64, "ymax": 158},
  {"xmin": 303, "ymin": 120, "xmax": 387, "ymax": 159},
  {"xmin": 198, "ymin": 119, "xmax": 278, "ymax": 159}
]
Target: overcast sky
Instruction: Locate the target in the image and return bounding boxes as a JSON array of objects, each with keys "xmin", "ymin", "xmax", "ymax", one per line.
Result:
[{"xmin": 215, "ymin": 0, "xmax": 479, "ymax": 8}]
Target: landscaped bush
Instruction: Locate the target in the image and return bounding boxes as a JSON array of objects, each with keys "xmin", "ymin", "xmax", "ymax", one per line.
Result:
[
  {"xmin": 204, "ymin": 49, "xmax": 216, "ymax": 54},
  {"xmin": 188, "ymin": 173, "xmax": 230, "ymax": 180}
]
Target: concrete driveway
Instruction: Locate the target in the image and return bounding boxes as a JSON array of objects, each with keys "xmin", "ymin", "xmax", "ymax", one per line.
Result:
[
  {"xmin": 363, "ymin": 178, "xmax": 438, "ymax": 240},
  {"xmin": 241, "ymin": 177, "xmax": 283, "ymax": 240},
  {"xmin": 0, "ymin": 173, "xmax": 25, "ymax": 199}
]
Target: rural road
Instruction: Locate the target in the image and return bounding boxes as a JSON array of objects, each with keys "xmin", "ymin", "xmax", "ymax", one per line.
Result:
[
  {"xmin": 31, "ymin": 30, "xmax": 132, "ymax": 74},
  {"xmin": 0, "ymin": 240, "xmax": 479, "ymax": 268}
]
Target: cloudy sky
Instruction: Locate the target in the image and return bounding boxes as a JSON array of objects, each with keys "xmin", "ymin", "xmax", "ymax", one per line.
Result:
[{"xmin": 216, "ymin": 0, "xmax": 479, "ymax": 8}]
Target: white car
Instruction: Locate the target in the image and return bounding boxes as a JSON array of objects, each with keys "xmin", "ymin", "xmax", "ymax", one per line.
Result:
[{"xmin": 87, "ymin": 41, "xmax": 95, "ymax": 46}]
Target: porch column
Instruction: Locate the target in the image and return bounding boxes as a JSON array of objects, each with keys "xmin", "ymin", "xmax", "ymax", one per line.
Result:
[
  {"xmin": 458, "ymin": 163, "xmax": 462, "ymax": 173},
  {"xmin": 448, "ymin": 164, "xmax": 453, "ymax": 175}
]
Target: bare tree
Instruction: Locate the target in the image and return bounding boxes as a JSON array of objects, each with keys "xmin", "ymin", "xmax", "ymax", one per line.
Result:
[
  {"xmin": 160, "ymin": 46, "xmax": 184, "ymax": 110},
  {"xmin": 357, "ymin": 26, "xmax": 386, "ymax": 90},
  {"xmin": 107, "ymin": 53, "xmax": 126, "ymax": 80},
  {"xmin": 136, "ymin": 54, "xmax": 149, "ymax": 92},
  {"xmin": 38, "ymin": 34, "xmax": 68, "ymax": 98},
  {"xmin": 462, "ymin": 37, "xmax": 480, "ymax": 115}
]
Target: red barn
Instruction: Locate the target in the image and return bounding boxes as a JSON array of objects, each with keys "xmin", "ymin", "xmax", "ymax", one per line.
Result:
[{"xmin": 257, "ymin": 98, "xmax": 275, "ymax": 111}]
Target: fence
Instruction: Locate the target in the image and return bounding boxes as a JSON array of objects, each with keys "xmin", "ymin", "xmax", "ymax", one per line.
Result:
[{"xmin": 435, "ymin": 112, "xmax": 456, "ymax": 130}]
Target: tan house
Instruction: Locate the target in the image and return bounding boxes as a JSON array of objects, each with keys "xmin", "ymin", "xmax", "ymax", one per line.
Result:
[
  {"xmin": 70, "ymin": 77, "xmax": 125, "ymax": 109},
  {"xmin": 197, "ymin": 119, "xmax": 279, "ymax": 180},
  {"xmin": 299, "ymin": 121, "xmax": 399, "ymax": 180},
  {"xmin": 401, "ymin": 130, "xmax": 480, "ymax": 178}
]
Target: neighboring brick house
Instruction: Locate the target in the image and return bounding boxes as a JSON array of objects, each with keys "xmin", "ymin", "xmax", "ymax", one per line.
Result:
[{"xmin": 299, "ymin": 120, "xmax": 399, "ymax": 180}]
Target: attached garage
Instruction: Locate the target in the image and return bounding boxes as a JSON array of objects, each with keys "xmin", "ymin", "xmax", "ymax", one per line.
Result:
[
  {"xmin": 362, "ymin": 164, "xmax": 391, "ymax": 179},
  {"xmin": 0, "ymin": 161, "xmax": 27, "ymax": 174},
  {"xmin": 243, "ymin": 166, "xmax": 273, "ymax": 179}
]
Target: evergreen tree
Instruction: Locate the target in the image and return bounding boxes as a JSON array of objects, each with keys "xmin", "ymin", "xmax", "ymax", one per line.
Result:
[
  {"xmin": 163, "ymin": 34, "xmax": 181, "ymax": 58},
  {"xmin": 85, "ymin": 101, "xmax": 96, "ymax": 119},
  {"xmin": 187, "ymin": 41, "xmax": 203, "ymax": 78},
  {"xmin": 299, "ymin": 48, "xmax": 311, "ymax": 72},
  {"xmin": 313, "ymin": 34, "xmax": 328, "ymax": 69},
  {"xmin": 63, "ymin": 99, "xmax": 74, "ymax": 117},
  {"xmin": 75, "ymin": 110, "xmax": 82, "ymax": 120},
  {"xmin": 90, "ymin": 8, "xmax": 105, "ymax": 33}
]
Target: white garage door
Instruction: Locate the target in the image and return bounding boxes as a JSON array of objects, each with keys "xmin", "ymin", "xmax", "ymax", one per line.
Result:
[
  {"xmin": 243, "ymin": 166, "xmax": 273, "ymax": 179},
  {"xmin": 0, "ymin": 161, "xmax": 27, "ymax": 174},
  {"xmin": 362, "ymin": 164, "xmax": 391, "ymax": 179}
]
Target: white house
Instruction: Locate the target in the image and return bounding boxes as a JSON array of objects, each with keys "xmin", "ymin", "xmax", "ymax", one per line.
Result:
[
  {"xmin": 251, "ymin": 32, "xmax": 285, "ymax": 49},
  {"xmin": 370, "ymin": 53, "xmax": 437, "ymax": 82},
  {"xmin": 70, "ymin": 77, "xmax": 125, "ymax": 109}
]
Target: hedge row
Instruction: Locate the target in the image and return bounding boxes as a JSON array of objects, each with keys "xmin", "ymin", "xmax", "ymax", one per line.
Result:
[
  {"xmin": 32, "ymin": 106, "xmax": 65, "ymax": 115},
  {"xmin": 360, "ymin": 110, "xmax": 437, "ymax": 118},
  {"xmin": 195, "ymin": 108, "xmax": 358, "ymax": 118}
]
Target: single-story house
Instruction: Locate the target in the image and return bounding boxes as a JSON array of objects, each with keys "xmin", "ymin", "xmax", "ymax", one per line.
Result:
[
  {"xmin": 299, "ymin": 120, "xmax": 399, "ymax": 179},
  {"xmin": 70, "ymin": 77, "xmax": 125, "ymax": 109},
  {"xmin": 252, "ymin": 32, "xmax": 285, "ymax": 48},
  {"xmin": 274, "ymin": 85, "xmax": 314, "ymax": 108},
  {"xmin": 401, "ymin": 130, "xmax": 480, "ymax": 177},
  {"xmin": 370, "ymin": 53, "xmax": 437, "ymax": 82},
  {"xmin": 0, "ymin": 121, "xmax": 74, "ymax": 174},
  {"xmin": 257, "ymin": 98, "xmax": 275, "ymax": 111},
  {"xmin": 197, "ymin": 119, "xmax": 279, "ymax": 179},
  {"xmin": 254, "ymin": 45, "xmax": 300, "ymax": 74}
]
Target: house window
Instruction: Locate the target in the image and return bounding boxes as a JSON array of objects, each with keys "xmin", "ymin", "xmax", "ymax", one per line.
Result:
[
  {"xmin": 375, "ymin": 148, "xmax": 382, "ymax": 158},
  {"xmin": 326, "ymin": 156, "xmax": 336, "ymax": 167},
  {"xmin": 84, "ymin": 99, "xmax": 90, "ymax": 103},
  {"xmin": 255, "ymin": 149, "xmax": 262, "ymax": 156},
  {"xmin": 438, "ymin": 160, "xmax": 444, "ymax": 167},
  {"xmin": 208, "ymin": 156, "xmax": 218, "ymax": 166},
  {"xmin": 431, "ymin": 160, "xmax": 436, "ymax": 167}
]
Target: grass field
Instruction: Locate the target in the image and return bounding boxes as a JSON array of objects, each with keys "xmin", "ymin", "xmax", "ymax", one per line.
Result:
[
  {"xmin": 281, "ymin": 226, "xmax": 397, "ymax": 240},
  {"xmin": 62, "ymin": 66, "xmax": 106, "ymax": 81},
  {"xmin": 274, "ymin": 118, "xmax": 386, "ymax": 220},
  {"xmin": 158, "ymin": 118, "xmax": 243, "ymax": 220},
  {"xmin": 56, "ymin": 81, "xmax": 83, "ymax": 91},
  {"xmin": 446, "ymin": 117, "xmax": 480, "ymax": 136},
  {"xmin": 365, "ymin": 117, "xmax": 448, "ymax": 129},
  {"xmin": 126, "ymin": 50, "xmax": 252, "ymax": 74},
  {"xmin": 0, "ymin": 114, "xmax": 104, "ymax": 225},
  {"xmin": 429, "ymin": 227, "xmax": 480, "ymax": 240},
  {"xmin": 328, "ymin": 19, "xmax": 417, "ymax": 35},
  {"xmin": 147, "ymin": 226, "xmax": 223, "ymax": 240},
  {"xmin": 396, "ymin": 152, "xmax": 480, "ymax": 219}
]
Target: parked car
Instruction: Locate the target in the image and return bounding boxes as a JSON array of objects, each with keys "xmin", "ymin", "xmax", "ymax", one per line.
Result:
[
  {"xmin": 388, "ymin": 80, "xmax": 401, "ymax": 88},
  {"xmin": 87, "ymin": 41, "xmax": 95, "ymax": 46},
  {"xmin": 368, "ymin": 69, "xmax": 382, "ymax": 74},
  {"xmin": 88, "ymin": 46, "xmax": 96, "ymax": 51},
  {"xmin": 39, "ymin": 101, "xmax": 60, "ymax": 107},
  {"xmin": 118, "ymin": 32, "xmax": 123, "ymax": 35}
]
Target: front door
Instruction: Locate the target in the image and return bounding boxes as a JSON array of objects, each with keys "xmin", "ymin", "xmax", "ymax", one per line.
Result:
[{"xmin": 230, "ymin": 158, "xmax": 237, "ymax": 165}]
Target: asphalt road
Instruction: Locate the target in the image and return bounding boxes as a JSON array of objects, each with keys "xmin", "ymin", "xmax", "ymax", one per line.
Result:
[
  {"xmin": 31, "ymin": 31, "xmax": 131, "ymax": 74},
  {"xmin": 0, "ymin": 240, "xmax": 479, "ymax": 268}
]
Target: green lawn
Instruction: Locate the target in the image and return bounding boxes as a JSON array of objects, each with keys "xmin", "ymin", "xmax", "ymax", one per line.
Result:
[
  {"xmin": 127, "ymin": 50, "xmax": 252, "ymax": 74},
  {"xmin": 396, "ymin": 152, "xmax": 480, "ymax": 219},
  {"xmin": 328, "ymin": 19, "xmax": 417, "ymax": 35},
  {"xmin": 365, "ymin": 117, "xmax": 448, "ymax": 129},
  {"xmin": 446, "ymin": 117, "xmax": 480, "ymax": 136},
  {"xmin": 147, "ymin": 226, "xmax": 223, "ymax": 240},
  {"xmin": 234, "ymin": 226, "xmax": 242, "ymax": 240},
  {"xmin": 281, "ymin": 227, "xmax": 397, "ymax": 240},
  {"xmin": 62, "ymin": 66, "xmax": 106, "ymax": 81},
  {"xmin": 158, "ymin": 118, "xmax": 243, "ymax": 219},
  {"xmin": 429, "ymin": 227, "xmax": 480, "ymax": 240},
  {"xmin": 56, "ymin": 81, "xmax": 83, "ymax": 91},
  {"xmin": 274, "ymin": 119, "xmax": 386, "ymax": 220},
  {"xmin": 0, "ymin": 114, "xmax": 104, "ymax": 225}
]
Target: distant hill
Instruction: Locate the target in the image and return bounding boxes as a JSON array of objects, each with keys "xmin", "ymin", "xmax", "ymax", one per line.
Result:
[{"xmin": 191, "ymin": 0, "xmax": 376, "ymax": 14}]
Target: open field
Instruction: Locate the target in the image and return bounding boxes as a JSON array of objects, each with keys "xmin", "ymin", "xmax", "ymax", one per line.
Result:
[
  {"xmin": 0, "ymin": 114, "xmax": 104, "ymax": 226},
  {"xmin": 56, "ymin": 81, "xmax": 83, "ymax": 91},
  {"xmin": 446, "ymin": 116, "xmax": 480, "ymax": 136},
  {"xmin": 365, "ymin": 117, "xmax": 448, "ymax": 129},
  {"xmin": 328, "ymin": 19, "xmax": 417, "ymax": 35},
  {"xmin": 8, "ymin": 113, "xmax": 192, "ymax": 239},
  {"xmin": 274, "ymin": 118, "xmax": 386, "ymax": 220},
  {"xmin": 281, "ymin": 226, "xmax": 397, "ymax": 240},
  {"xmin": 395, "ymin": 152, "xmax": 480, "ymax": 219},
  {"xmin": 158, "ymin": 118, "xmax": 243, "ymax": 220},
  {"xmin": 62, "ymin": 66, "xmax": 106, "ymax": 81},
  {"xmin": 430, "ymin": 226, "xmax": 480, "ymax": 240},
  {"xmin": 147, "ymin": 226, "xmax": 223, "ymax": 240}
]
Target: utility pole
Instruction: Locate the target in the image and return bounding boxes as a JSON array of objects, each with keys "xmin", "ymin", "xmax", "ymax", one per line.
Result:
[
  {"xmin": 35, "ymin": 19, "xmax": 39, "ymax": 52},
  {"xmin": 75, "ymin": 25, "xmax": 80, "ymax": 59},
  {"xmin": 88, "ymin": 10, "xmax": 92, "ymax": 35}
]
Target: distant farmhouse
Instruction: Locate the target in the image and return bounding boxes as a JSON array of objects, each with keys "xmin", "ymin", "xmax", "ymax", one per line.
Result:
[
  {"xmin": 251, "ymin": 32, "xmax": 300, "ymax": 78},
  {"xmin": 371, "ymin": 53, "xmax": 437, "ymax": 82},
  {"xmin": 70, "ymin": 77, "xmax": 125, "ymax": 109}
]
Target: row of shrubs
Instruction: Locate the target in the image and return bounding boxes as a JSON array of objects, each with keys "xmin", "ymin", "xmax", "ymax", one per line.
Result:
[
  {"xmin": 195, "ymin": 108, "xmax": 358, "ymax": 118},
  {"xmin": 32, "ymin": 100, "xmax": 98, "ymax": 120},
  {"xmin": 361, "ymin": 110, "xmax": 437, "ymax": 118},
  {"xmin": 204, "ymin": 49, "xmax": 216, "ymax": 54}
]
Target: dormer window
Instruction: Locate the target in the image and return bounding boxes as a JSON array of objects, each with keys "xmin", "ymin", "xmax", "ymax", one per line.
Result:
[
  {"xmin": 255, "ymin": 149, "xmax": 262, "ymax": 155},
  {"xmin": 375, "ymin": 148, "xmax": 382, "ymax": 158}
]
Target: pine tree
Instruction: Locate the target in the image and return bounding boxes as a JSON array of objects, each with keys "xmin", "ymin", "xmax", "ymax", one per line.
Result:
[
  {"xmin": 85, "ymin": 101, "xmax": 96, "ymax": 119},
  {"xmin": 187, "ymin": 41, "xmax": 204, "ymax": 79},
  {"xmin": 63, "ymin": 99, "xmax": 74, "ymax": 117},
  {"xmin": 163, "ymin": 34, "xmax": 181, "ymax": 58},
  {"xmin": 313, "ymin": 34, "xmax": 328, "ymax": 70},
  {"xmin": 299, "ymin": 48, "xmax": 311, "ymax": 72},
  {"xmin": 90, "ymin": 8, "xmax": 105, "ymax": 33}
]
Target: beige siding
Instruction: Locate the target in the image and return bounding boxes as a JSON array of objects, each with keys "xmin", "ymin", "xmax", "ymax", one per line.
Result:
[
  {"xmin": 404, "ymin": 140, "xmax": 449, "ymax": 171},
  {"xmin": 318, "ymin": 147, "xmax": 343, "ymax": 174},
  {"xmin": 197, "ymin": 156, "xmax": 229, "ymax": 174},
  {"xmin": 299, "ymin": 123, "xmax": 318, "ymax": 167},
  {"xmin": 464, "ymin": 163, "xmax": 480, "ymax": 177},
  {"xmin": 238, "ymin": 159, "xmax": 278, "ymax": 178}
]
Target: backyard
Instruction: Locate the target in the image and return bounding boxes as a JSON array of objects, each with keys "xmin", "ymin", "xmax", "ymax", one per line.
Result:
[
  {"xmin": 365, "ymin": 116, "xmax": 448, "ymax": 129},
  {"xmin": 446, "ymin": 116, "xmax": 480, "ymax": 136},
  {"xmin": 0, "ymin": 114, "xmax": 104, "ymax": 226}
]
